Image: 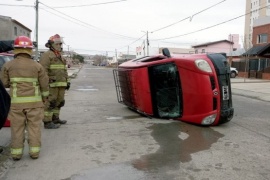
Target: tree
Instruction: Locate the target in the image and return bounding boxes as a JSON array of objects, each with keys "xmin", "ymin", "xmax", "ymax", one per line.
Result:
[
  {"xmin": 72, "ymin": 54, "xmax": 84, "ymax": 63},
  {"xmin": 92, "ymin": 55, "xmax": 106, "ymax": 65}
]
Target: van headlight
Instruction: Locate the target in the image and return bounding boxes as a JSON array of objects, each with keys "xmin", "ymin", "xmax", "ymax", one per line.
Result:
[
  {"xmin": 201, "ymin": 114, "xmax": 217, "ymax": 125},
  {"xmin": 195, "ymin": 59, "xmax": 212, "ymax": 73}
]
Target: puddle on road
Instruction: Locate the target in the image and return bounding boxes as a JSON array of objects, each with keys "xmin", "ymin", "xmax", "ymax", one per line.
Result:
[
  {"xmin": 132, "ymin": 122, "xmax": 224, "ymax": 173},
  {"xmin": 65, "ymin": 122, "xmax": 224, "ymax": 180}
]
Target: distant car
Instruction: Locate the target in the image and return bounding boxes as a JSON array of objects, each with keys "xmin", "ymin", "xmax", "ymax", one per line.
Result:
[
  {"xmin": 0, "ymin": 53, "xmax": 14, "ymax": 71},
  {"xmin": 230, "ymin": 67, "xmax": 238, "ymax": 78}
]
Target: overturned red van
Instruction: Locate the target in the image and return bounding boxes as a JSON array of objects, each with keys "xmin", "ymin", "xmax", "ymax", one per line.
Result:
[{"xmin": 113, "ymin": 49, "xmax": 234, "ymax": 126}]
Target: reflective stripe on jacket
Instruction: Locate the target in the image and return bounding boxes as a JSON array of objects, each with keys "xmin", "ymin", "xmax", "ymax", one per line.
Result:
[
  {"xmin": 10, "ymin": 77, "xmax": 42, "ymax": 103},
  {"xmin": 0, "ymin": 55, "xmax": 49, "ymax": 109},
  {"xmin": 39, "ymin": 50, "xmax": 68, "ymax": 88}
]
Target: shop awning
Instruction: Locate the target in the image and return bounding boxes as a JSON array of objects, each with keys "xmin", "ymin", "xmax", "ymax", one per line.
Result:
[{"xmin": 242, "ymin": 43, "xmax": 270, "ymax": 57}]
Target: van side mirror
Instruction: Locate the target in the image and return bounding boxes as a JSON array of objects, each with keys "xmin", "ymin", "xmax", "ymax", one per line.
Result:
[{"xmin": 162, "ymin": 48, "xmax": 171, "ymax": 58}]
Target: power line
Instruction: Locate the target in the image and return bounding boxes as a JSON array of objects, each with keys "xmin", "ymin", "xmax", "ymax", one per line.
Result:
[
  {"xmin": 0, "ymin": 1, "xmax": 137, "ymax": 41},
  {"xmin": 52, "ymin": 0, "xmax": 127, "ymax": 8},
  {"xmin": 117, "ymin": 34, "xmax": 146, "ymax": 50},
  {"xmin": 150, "ymin": 0, "xmax": 226, "ymax": 33},
  {"xmin": 39, "ymin": 2, "xmax": 137, "ymax": 40},
  {"xmin": 152, "ymin": 4, "xmax": 270, "ymax": 41},
  {"xmin": 40, "ymin": 7, "xmax": 90, "ymax": 29},
  {"xmin": 0, "ymin": 4, "xmax": 33, "ymax": 7},
  {"xmin": 0, "ymin": 0, "xmax": 127, "ymax": 8}
]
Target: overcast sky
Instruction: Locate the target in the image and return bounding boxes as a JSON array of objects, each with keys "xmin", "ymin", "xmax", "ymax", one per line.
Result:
[{"xmin": 1, "ymin": 0, "xmax": 246, "ymax": 56}]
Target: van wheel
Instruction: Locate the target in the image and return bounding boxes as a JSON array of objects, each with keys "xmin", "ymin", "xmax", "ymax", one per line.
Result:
[{"xmin": 230, "ymin": 71, "xmax": 236, "ymax": 78}]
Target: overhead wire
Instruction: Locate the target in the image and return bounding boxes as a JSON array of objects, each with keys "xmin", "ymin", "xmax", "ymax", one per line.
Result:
[
  {"xmin": 151, "ymin": 3, "xmax": 270, "ymax": 41},
  {"xmin": 2, "ymin": 1, "xmax": 262, "ymax": 54},
  {"xmin": 39, "ymin": 2, "xmax": 137, "ymax": 40},
  {"xmin": 117, "ymin": 34, "xmax": 146, "ymax": 50},
  {"xmin": 52, "ymin": 0, "xmax": 127, "ymax": 8},
  {"xmin": 150, "ymin": 0, "xmax": 226, "ymax": 33},
  {"xmin": 0, "ymin": 4, "xmax": 33, "ymax": 7},
  {"xmin": 39, "ymin": 7, "xmax": 91, "ymax": 29},
  {"xmin": 0, "ymin": 2, "xmax": 138, "ymax": 42}
]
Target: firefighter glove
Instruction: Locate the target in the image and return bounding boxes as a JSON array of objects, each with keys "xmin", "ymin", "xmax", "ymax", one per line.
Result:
[
  {"xmin": 66, "ymin": 82, "xmax": 71, "ymax": 91},
  {"xmin": 48, "ymin": 100, "xmax": 57, "ymax": 110}
]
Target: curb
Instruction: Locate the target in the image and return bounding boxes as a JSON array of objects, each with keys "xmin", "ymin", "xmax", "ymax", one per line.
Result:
[{"xmin": 232, "ymin": 88, "xmax": 270, "ymax": 102}]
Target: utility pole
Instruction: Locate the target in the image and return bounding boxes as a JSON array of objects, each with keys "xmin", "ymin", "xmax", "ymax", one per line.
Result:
[
  {"xmin": 229, "ymin": 34, "xmax": 233, "ymax": 66},
  {"xmin": 127, "ymin": 46, "xmax": 129, "ymax": 55},
  {"xmin": 146, "ymin": 31, "xmax": 149, "ymax": 56},
  {"xmin": 115, "ymin": 49, "xmax": 118, "ymax": 68},
  {"xmin": 141, "ymin": 30, "xmax": 150, "ymax": 56},
  {"xmin": 35, "ymin": 0, "xmax": 39, "ymax": 61}
]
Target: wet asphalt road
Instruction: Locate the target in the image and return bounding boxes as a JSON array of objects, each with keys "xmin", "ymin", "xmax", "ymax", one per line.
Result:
[{"xmin": 1, "ymin": 64, "xmax": 270, "ymax": 180}]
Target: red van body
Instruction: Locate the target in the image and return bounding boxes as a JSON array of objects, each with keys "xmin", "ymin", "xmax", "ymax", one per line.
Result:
[{"xmin": 113, "ymin": 50, "xmax": 233, "ymax": 126}]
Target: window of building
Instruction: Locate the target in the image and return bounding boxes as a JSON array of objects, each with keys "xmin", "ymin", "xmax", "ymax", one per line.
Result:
[
  {"xmin": 195, "ymin": 49, "xmax": 198, "ymax": 54},
  {"xmin": 257, "ymin": 34, "xmax": 268, "ymax": 44},
  {"xmin": 202, "ymin": 49, "xmax": 205, "ymax": 53},
  {"xmin": 14, "ymin": 27, "xmax": 17, "ymax": 36}
]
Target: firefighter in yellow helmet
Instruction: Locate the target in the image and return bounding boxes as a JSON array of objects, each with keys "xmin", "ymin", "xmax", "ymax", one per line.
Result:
[
  {"xmin": 0, "ymin": 36, "xmax": 49, "ymax": 160},
  {"xmin": 39, "ymin": 34, "xmax": 69, "ymax": 129}
]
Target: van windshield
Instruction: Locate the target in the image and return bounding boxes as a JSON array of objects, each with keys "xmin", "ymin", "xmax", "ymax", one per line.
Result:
[{"xmin": 149, "ymin": 63, "xmax": 182, "ymax": 118}]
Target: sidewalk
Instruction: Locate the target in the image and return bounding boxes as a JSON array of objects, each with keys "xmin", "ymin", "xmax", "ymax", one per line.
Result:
[
  {"xmin": 231, "ymin": 77, "xmax": 270, "ymax": 102},
  {"xmin": 67, "ymin": 65, "xmax": 82, "ymax": 78}
]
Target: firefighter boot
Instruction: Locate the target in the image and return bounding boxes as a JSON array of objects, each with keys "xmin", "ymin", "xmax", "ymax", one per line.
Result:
[
  {"xmin": 52, "ymin": 116, "xmax": 67, "ymax": 124},
  {"xmin": 44, "ymin": 121, "xmax": 60, "ymax": 129},
  {"xmin": 12, "ymin": 155, "xmax": 22, "ymax": 161},
  {"xmin": 30, "ymin": 154, "xmax": 39, "ymax": 160}
]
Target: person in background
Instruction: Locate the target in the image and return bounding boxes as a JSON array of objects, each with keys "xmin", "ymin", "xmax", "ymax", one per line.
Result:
[
  {"xmin": 0, "ymin": 36, "xmax": 49, "ymax": 160},
  {"xmin": 39, "ymin": 34, "xmax": 70, "ymax": 129}
]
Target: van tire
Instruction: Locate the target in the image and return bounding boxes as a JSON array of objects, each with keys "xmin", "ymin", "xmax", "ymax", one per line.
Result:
[{"xmin": 230, "ymin": 71, "xmax": 237, "ymax": 78}]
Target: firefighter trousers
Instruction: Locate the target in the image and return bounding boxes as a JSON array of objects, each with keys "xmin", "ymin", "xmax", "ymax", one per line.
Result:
[
  {"xmin": 44, "ymin": 87, "xmax": 66, "ymax": 122},
  {"xmin": 9, "ymin": 107, "xmax": 44, "ymax": 158}
]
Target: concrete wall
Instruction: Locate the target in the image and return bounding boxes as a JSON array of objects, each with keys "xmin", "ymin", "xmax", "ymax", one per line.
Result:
[
  {"xmin": 0, "ymin": 15, "xmax": 31, "ymax": 40},
  {"xmin": 0, "ymin": 16, "xmax": 12, "ymax": 40}
]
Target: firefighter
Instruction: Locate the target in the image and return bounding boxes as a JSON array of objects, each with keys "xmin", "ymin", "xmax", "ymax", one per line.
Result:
[
  {"xmin": 0, "ymin": 36, "xmax": 49, "ymax": 160},
  {"xmin": 39, "ymin": 34, "xmax": 70, "ymax": 129}
]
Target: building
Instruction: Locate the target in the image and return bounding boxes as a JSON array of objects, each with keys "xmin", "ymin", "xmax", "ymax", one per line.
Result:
[
  {"xmin": 117, "ymin": 53, "xmax": 136, "ymax": 64},
  {"xmin": 244, "ymin": 0, "xmax": 270, "ymax": 49},
  {"xmin": 158, "ymin": 47, "xmax": 194, "ymax": 55},
  {"xmin": 192, "ymin": 34, "xmax": 241, "ymax": 55},
  {"xmin": 237, "ymin": 18, "xmax": 270, "ymax": 79},
  {"xmin": 0, "ymin": 15, "xmax": 32, "ymax": 40}
]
